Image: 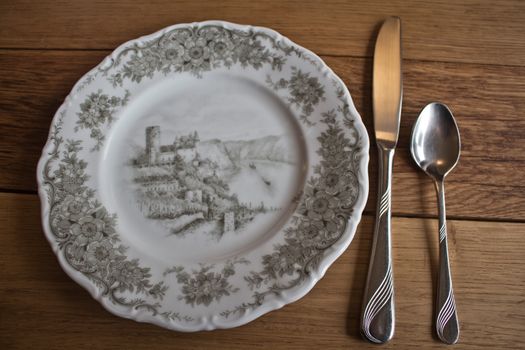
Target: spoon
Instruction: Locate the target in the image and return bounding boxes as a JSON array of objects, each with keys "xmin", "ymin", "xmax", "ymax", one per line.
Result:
[{"xmin": 410, "ymin": 102, "xmax": 460, "ymax": 344}]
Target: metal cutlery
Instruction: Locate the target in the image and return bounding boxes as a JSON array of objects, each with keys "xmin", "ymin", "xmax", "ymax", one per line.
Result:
[
  {"xmin": 410, "ymin": 102, "xmax": 460, "ymax": 344},
  {"xmin": 360, "ymin": 16, "xmax": 402, "ymax": 344}
]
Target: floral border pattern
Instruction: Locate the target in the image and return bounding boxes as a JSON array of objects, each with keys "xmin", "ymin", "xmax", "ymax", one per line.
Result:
[
  {"xmin": 266, "ymin": 67, "xmax": 326, "ymax": 125},
  {"xmin": 39, "ymin": 22, "xmax": 366, "ymax": 329},
  {"xmin": 42, "ymin": 113, "xmax": 186, "ymax": 319},
  {"xmin": 104, "ymin": 25, "xmax": 295, "ymax": 86},
  {"xmin": 164, "ymin": 258, "xmax": 250, "ymax": 307},
  {"xmin": 75, "ymin": 25, "xmax": 308, "ymax": 152},
  {"xmin": 75, "ymin": 89, "xmax": 130, "ymax": 150}
]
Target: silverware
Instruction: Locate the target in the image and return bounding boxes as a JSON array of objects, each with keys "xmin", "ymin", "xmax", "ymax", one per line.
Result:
[
  {"xmin": 410, "ymin": 102, "xmax": 460, "ymax": 344},
  {"xmin": 361, "ymin": 17, "xmax": 402, "ymax": 344}
]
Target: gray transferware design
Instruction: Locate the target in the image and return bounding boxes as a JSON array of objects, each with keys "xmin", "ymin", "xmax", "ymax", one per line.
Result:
[
  {"xmin": 130, "ymin": 125, "xmax": 292, "ymax": 239},
  {"xmin": 37, "ymin": 21, "xmax": 369, "ymax": 331}
]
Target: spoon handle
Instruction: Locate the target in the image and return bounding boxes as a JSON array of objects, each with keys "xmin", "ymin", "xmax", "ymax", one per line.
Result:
[
  {"xmin": 361, "ymin": 146, "xmax": 395, "ymax": 343},
  {"xmin": 435, "ymin": 180, "xmax": 460, "ymax": 344}
]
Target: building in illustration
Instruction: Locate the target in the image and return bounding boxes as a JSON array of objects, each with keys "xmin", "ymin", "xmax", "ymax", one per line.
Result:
[
  {"xmin": 145, "ymin": 126, "xmax": 161, "ymax": 164},
  {"xmin": 143, "ymin": 125, "xmax": 200, "ymax": 166},
  {"xmin": 142, "ymin": 181, "xmax": 179, "ymax": 193},
  {"xmin": 185, "ymin": 190, "xmax": 203, "ymax": 203},
  {"xmin": 132, "ymin": 125, "xmax": 270, "ymax": 238},
  {"xmin": 224, "ymin": 212, "xmax": 235, "ymax": 233}
]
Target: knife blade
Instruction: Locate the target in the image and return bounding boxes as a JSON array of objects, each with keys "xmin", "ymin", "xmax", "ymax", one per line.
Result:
[{"xmin": 360, "ymin": 16, "xmax": 402, "ymax": 344}]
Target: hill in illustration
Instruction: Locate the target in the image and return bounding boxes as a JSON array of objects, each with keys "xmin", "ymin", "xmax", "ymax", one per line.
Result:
[{"xmin": 129, "ymin": 127, "xmax": 291, "ymax": 240}]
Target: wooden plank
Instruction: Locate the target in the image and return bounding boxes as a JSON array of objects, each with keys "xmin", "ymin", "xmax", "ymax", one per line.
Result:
[
  {"xmin": 0, "ymin": 0, "xmax": 524, "ymax": 66},
  {"xmin": 1, "ymin": 193, "xmax": 523, "ymax": 349},
  {"xmin": 323, "ymin": 55, "xmax": 525, "ymax": 220},
  {"xmin": 0, "ymin": 50, "xmax": 108, "ymax": 194},
  {"xmin": 1, "ymin": 50, "xmax": 524, "ymax": 220}
]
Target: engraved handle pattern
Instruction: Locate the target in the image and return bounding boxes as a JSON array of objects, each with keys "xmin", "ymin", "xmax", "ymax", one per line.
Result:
[
  {"xmin": 361, "ymin": 147, "xmax": 395, "ymax": 343},
  {"xmin": 435, "ymin": 180, "xmax": 460, "ymax": 344},
  {"xmin": 362, "ymin": 261, "xmax": 393, "ymax": 343}
]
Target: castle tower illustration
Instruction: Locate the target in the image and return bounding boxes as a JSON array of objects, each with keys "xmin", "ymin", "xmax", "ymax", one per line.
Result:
[{"xmin": 145, "ymin": 126, "xmax": 160, "ymax": 165}]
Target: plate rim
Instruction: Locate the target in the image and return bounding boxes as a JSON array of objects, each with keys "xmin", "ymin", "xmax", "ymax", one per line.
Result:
[{"xmin": 36, "ymin": 19, "xmax": 370, "ymax": 331}]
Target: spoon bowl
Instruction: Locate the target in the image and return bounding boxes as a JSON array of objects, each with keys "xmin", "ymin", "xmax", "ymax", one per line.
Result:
[{"xmin": 410, "ymin": 103, "xmax": 460, "ymax": 180}]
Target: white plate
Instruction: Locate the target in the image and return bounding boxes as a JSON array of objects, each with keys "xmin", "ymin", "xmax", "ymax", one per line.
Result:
[{"xmin": 37, "ymin": 21, "xmax": 369, "ymax": 331}]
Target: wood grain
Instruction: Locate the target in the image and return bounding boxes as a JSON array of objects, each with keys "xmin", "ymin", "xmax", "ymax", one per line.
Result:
[
  {"xmin": 1, "ymin": 193, "xmax": 523, "ymax": 349},
  {"xmin": 323, "ymin": 56, "xmax": 525, "ymax": 221},
  {"xmin": 1, "ymin": 50, "xmax": 524, "ymax": 220},
  {"xmin": 1, "ymin": 0, "xmax": 524, "ymax": 66},
  {"xmin": 1, "ymin": 1, "xmax": 524, "ymax": 348}
]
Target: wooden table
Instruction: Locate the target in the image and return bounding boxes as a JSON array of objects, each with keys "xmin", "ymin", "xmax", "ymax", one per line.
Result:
[{"xmin": 1, "ymin": 1, "xmax": 524, "ymax": 349}]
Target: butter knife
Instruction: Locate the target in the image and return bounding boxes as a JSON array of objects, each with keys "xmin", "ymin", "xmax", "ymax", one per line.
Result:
[{"xmin": 361, "ymin": 17, "xmax": 402, "ymax": 344}]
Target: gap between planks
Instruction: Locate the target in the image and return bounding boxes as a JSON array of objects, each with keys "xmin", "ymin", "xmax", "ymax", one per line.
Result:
[
  {"xmin": 0, "ymin": 47, "xmax": 524, "ymax": 69},
  {"xmin": 5, "ymin": 190, "xmax": 524, "ymax": 224}
]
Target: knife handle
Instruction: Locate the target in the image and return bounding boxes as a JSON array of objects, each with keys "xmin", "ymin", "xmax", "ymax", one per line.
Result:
[{"xmin": 361, "ymin": 146, "xmax": 395, "ymax": 343}]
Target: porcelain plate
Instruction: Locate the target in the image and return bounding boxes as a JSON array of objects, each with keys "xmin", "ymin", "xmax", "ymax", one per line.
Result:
[{"xmin": 37, "ymin": 21, "xmax": 369, "ymax": 331}]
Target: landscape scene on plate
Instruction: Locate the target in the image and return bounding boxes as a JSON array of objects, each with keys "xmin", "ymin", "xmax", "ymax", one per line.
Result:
[{"xmin": 129, "ymin": 125, "xmax": 295, "ymax": 239}]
